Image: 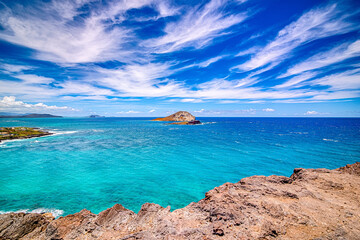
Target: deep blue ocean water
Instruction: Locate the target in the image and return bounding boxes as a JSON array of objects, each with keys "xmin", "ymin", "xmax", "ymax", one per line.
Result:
[{"xmin": 0, "ymin": 117, "xmax": 359, "ymax": 217}]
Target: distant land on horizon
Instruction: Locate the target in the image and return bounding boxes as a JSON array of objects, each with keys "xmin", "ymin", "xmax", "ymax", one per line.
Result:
[{"xmin": 0, "ymin": 113, "xmax": 62, "ymax": 118}]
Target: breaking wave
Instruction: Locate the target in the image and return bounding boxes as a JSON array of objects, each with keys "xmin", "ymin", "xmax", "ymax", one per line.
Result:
[{"xmin": 0, "ymin": 208, "xmax": 64, "ymax": 218}]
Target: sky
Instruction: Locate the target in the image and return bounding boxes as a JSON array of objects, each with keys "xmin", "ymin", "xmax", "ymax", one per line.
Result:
[{"xmin": 0, "ymin": 0, "xmax": 359, "ymax": 117}]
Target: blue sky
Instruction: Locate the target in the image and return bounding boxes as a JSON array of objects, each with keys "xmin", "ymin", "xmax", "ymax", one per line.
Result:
[{"xmin": 0, "ymin": 0, "xmax": 359, "ymax": 117}]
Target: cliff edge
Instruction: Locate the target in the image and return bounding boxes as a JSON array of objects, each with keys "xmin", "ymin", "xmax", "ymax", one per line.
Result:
[{"xmin": 1, "ymin": 162, "xmax": 359, "ymax": 239}]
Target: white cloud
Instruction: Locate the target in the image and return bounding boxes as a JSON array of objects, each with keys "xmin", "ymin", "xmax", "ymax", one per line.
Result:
[
  {"xmin": 0, "ymin": 0, "xmax": 156, "ymax": 63},
  {"xmin": 0, "ymin": 96, "xmax": 75, "ymax": 112},
  {"xmin": 235, "ymin": 4, "xmax": 359, "ymax": 71},
  {"xmin": 310, "ymin": 69, "xmax": 360, "ymax": 91},
  {"xmin": 194, "ymin": 109, "xmax": 205, "ymax": 113},
  {"xmin": 274, "ymin": 72, "xmax": 317, "ymax": 89},
  {"xmin": 15, "ymin": 74, "xmax": 54, "ymax": 84},
  {"xmin": 57, "ymin": 81, "xmax": 114, "ymax": 96},
  {"xmin": 149, "ymin": 109, "xmax": 156, "ymax": 113},
  {"xmin": 310, "ymin": 90, "xmax": 360, "ymax": 100},
  {"xmin": 96, "ymin": 63, "xmax": 188, "ymax": 98},
  {"xmin": 192, "ymin": 77, "xmax": 316, "ymax": 100},
  {"xmin": 61, "ymin": 95, "xmax": 109, "ymax": 101},
  {"xmin": 305, "ymin": 110, "xmax": 318, "ymax": 115},
  {"xmin": 147, "ymin": 0, "xmax": 248, "ymax": 53},
  {"xmin": 0, "ymin": 63, "xmax": 33, "ymax": 73},
  {"xmin": 0, "ymin": 1, "xmax": 358, "ymax": 106},
  {"xmin": 218, "ymin": 100, "xmax": 240, "ymax": 104},
  {"xmin": 283, "ymin": 40, "xmax": 360, "ymax": 77},
  {"xmin": 180, "ymin": 98, "xmax": 204, "ymax": 103},
  {"xmin": 117, "ymin": 110, "xmax": 141, "ymax": 114},
  {"xmin": 262, "ymin": 108, "xmax": 275, "ymax": 112},
  {"xmin": 197, "ymin": 55, "xmax": 227, "ymax": 68}
]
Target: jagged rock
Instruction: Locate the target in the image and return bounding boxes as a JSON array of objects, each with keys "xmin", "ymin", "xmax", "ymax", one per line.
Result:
[{"xmin": 1, "ymin": 162, "xmax": 360, "ymax": 239}]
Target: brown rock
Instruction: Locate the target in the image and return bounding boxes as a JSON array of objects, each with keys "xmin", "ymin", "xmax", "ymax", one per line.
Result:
[
  {"xmin": 1, "ymin": 162, "xmax": 360, "ymax": 239},
  {"xmin": 152, "ymin": 111, "xmax": 195, "ymax": 122}
]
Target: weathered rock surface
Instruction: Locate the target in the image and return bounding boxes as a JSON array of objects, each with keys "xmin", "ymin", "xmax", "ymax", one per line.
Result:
[
  {"xmin": 152, "ymin": 111, "xmax": 196, "ymax": 122},
  {"xmin": 1, "ymin": 162, "xmax": 360, "ymax": 239}
]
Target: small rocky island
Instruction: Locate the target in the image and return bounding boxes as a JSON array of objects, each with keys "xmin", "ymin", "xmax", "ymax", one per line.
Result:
[
  {"xmin": 0, "ymin": 127, "xmax": 52, "ymax": 142},
  {"xmin": 0, "ymin": 162, "xmax": 359, "ymax": 239},
  {"xmin": 152, "ymin": 111, "xmax": 201, "ymax": 125}
]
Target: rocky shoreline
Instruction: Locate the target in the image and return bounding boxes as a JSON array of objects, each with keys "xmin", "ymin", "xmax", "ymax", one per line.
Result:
[
  {"xmin": 0, "ymin": 127, "xmax": 53, "ymax": 143},
  {"xmin": 0, "ymin": 162, "xmax": 359, "ymax": 239}
]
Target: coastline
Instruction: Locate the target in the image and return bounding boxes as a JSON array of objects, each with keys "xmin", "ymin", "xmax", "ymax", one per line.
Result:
[
  {"xmin": 1, "ymin": 162, "xmax": 359, "ymax": 239},
  {"xmin": 0, "ymin": 128, "xmax": 53, "ymax": 144},
  {"xmin": 0, "ymin": 127, "xmax": 53, "ymax": 143}
]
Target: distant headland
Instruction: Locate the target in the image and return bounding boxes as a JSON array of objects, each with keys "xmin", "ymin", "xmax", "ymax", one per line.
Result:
[
  {"xmin": 0, "ymin": 113, "xmax": 62, "ymax": 118},
  {"xmin": 152, "ymin": 111, "xmax": 201, "ymax": 125}
]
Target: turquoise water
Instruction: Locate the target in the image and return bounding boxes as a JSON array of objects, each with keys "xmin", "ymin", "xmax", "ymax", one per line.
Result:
[{"xmin": 0, "ymin": 117, "xmax": 359, "ymax": 217}]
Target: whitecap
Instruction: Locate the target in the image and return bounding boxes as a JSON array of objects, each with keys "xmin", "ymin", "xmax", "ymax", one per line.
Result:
[
  {"xmin": 323, "ymin": 138, "xmax": 339, "ymax": 142},
  {"xmin": 199, "ymin": 122, "xmax": 216, "ymax": 125},
  {"xmin": 0, "ymin": 208, "xmax": 64, "ymax": 218},
  {"xmin": 50, "ymin": 130, "xmax": 78, "ymax": 135},
  {"xmin": 90, "ymin": 129, "xmax": 104, "ymax": 132},
  {"xmin": 0, "ymin": 138, "xmax": 26, "ymax": 145},
  {"xmin": 3, "ymin": 120, "xmax": 21, "ymax": 123}
]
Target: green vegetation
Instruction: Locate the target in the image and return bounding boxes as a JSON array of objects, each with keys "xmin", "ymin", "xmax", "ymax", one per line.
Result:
[{"xmin": 0, "ymin": 127, "xmax": 51, "ymax": 141}]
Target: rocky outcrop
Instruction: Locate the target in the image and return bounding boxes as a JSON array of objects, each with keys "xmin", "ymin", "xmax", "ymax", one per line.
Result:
[
  {"xmin": 0, "ymin": 127, "xmax": 53, "ymax": 142},
  {"xmin": 152, "ymin": 111, "xmax": 196, "ymax": 122},
  {"xmin": 1, "ymin": 162, "xmax": 359, "ymax": 239}
]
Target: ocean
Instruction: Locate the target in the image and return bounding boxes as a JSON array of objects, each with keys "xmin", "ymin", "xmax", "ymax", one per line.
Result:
[{"xmin": 0, "ymin": 117, "xmax": 359, "ymax": 217}]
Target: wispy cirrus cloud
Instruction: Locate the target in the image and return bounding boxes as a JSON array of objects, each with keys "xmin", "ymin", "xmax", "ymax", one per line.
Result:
[
  {"xmin": 14, "ymin": 74, "xmax": 54, "ymax": 84},
  {"xmin": 234, "ymin": 3, "xmax": 359, "ymax": 71},
  {"xmin": 283, "ymin": 40, "xmax": 360, "ymax": 77},
  {"xmin": 273, "ymin": 72, "xmax": 317, "ymax": 89},
  {"xmin": 0, "ymin": 0, "xmax": 168, "ymax": 63},
  {"xmin": 95, "ymin": 63, "xmax": 188, "ymax": 97},
  {"xmin": 0, "ymin": 63, "xmax": 33, "ymax": 73},
  {"xmin": 147, "ymin": 0, "xmax": 249, "ymax": 53},
  {"xmin": 0, "ymin": 0, "xmax": 359, "ymax": 116},
  {"xmin": 310, "ymin": 69, "xmax": 360, "ymax": 91}
]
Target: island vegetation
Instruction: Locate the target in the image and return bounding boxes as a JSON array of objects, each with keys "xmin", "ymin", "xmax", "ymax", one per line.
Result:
[{"xmin": 0, "ymin": 127, "xmax": 52, "ymax": 142}]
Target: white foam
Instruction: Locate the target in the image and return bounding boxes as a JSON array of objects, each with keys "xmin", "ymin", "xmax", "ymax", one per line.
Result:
[
  {"xmin": 323, "ymin": 138, "xmax": 339, "ymax": 142},
  {"xmin": 0, "ymin": 138, "xmax": 26, "ymax": 145},
  {"xmin": 90, "ymin": 129, "xmax": 104, "ymax": 132},
  {"xmin": 50, "ymin": 130, "xmax": 78, "ymax": 135},
  {"xmin": 0, "ymin": 208, "xmax": 64, "ymax": 218},
  {"xmin": 3, "ymin": 120, "xmax": 21, "ymax": 122},
  {"xmin": 202, "ymin": 122, "xmax": 216, "ymax": 125}
]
